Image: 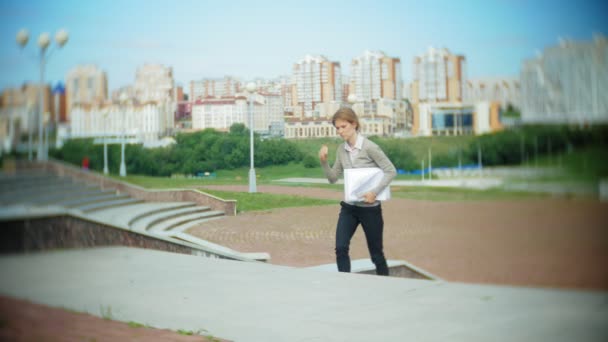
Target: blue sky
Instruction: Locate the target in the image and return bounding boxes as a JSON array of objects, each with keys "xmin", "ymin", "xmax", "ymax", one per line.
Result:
[{"xmin": 1, "ymin": 0, "xmax": 606, "ymax": 93}]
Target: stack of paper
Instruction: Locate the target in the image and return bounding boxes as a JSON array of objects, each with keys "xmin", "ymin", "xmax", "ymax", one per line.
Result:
[{"xmin": 343, "ymin": 167, "xmax": 391, "ymax": 202}]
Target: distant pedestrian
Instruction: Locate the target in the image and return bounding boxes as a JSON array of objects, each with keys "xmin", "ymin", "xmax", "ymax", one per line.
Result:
[
  {"xmin": 82, "ymin": 156, "xmax": 89, "ymax": 171},
  {"xmin": 318, "ymin": 107, "xmax": 396, "ymax": 276}
]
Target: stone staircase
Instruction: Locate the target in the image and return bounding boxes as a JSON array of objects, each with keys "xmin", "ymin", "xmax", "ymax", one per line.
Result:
[{"xmin": 0, "ymin": 169, "xmax": 268, "ymax": 262}]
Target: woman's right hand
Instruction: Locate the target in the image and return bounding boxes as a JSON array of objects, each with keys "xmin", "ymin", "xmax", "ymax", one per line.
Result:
[{"xmin": 318, "ymin": 145, "xmax": 328, "ymax": 163}]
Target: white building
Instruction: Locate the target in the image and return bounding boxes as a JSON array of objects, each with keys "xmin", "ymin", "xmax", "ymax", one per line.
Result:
[
  {"xmin": 283, "ymin": 119, "xmax": 337, "ymax": 139},
  {"xmin": 191, "ymin": 97, "xmax": 247, "ymax": 132},
  {"xmin": 70, "ymin": 102, "xmax": 170, "ymax": 144},
  {"xmin": 520, "ymin": 35, "xmax": 608, "ymax": 124},
  {"xmin": 191, "ymin": 93, "xmax": 284, "ymax": 135}
]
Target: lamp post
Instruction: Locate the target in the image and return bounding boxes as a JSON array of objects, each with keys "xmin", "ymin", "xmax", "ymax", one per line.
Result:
[
  {"xmin": 16, "ymin": 28, "xmax": 68, "ymax": 161},
  {"xmin": 246, "ymin": 82, "xmax": 257, "ymax": 193},
  {"xmin": 347, "ymin": 93, "xmax": 357, "ymax": 108},
  {"xmin": 119, "ymin": 93, "xmax": 128, "ymax": 177},
  {"xmin": 27, "ymin": 104, "xmax": 33, "ymax": 161},
  {"xmin": 103, "ymin": 110, "xmax": 109, "ymax": 175}
]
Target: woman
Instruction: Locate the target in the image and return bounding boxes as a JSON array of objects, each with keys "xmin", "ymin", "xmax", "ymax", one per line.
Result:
[{"xmin": 318, "ymin": 107, "xmax": 396, "ymax": 276}]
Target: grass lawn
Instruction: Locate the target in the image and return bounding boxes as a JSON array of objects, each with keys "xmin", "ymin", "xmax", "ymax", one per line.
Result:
[
  {"xmin": 107, "ymin": 145, "xmax": 605, "ymax": 211},
  {"xmin": 200, "ymin": 189, "xmax": 335, "ymax": 213}
]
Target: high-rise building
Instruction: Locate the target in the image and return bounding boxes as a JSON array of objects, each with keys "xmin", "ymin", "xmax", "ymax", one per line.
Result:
[
  {"xmin": 132, "ymin": 64, "xmax": 176, "ymax": 133},
  {"xmin": 349, "ymin": 50, "xmax": 405, "ymax": 136},
  {"xmin": 410, "ymin": 47, "xmax": 479, "ymax": 136},
  {"xmin": 65, "ymin": 65, "xmax": 108, "ymax": 121},
  {"xmin": 134, "ymin": 64, "xmax": 175, "ymax": 104},
  {"xmin": 520, "ymin": 35, "xmax": 608, "ymax": 124},
  {"xmin": 466, "ymin": 77, "xmax": 520, "ymax": 110},
  {"xmin": 284, "ymin": 55, "xmax": 342, "ymax": 139},
  {"xmin": 411, "ymin": 47, "xmax": 466, "ymax": 104},
  {"xmin": 290, "ymin": 55, "xmax": 342, "ymax": 119},
  {"xmin": 350, "ymin": 50, "xmax": 402, "ymax": 103}
]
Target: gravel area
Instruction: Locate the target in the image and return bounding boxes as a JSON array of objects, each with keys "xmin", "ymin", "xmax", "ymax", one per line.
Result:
[{"xmin": 191, "ymin": 185, "xmax": 608, "ymax": 290}]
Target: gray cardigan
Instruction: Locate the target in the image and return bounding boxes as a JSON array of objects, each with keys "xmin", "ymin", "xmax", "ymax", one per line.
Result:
[{"xmin": 321, "ymin": 137, "xmax": 396, "ymax": 202}]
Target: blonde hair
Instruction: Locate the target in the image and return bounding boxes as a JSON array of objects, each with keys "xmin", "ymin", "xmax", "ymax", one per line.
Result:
[{"xmin": 332, "ymin": 107, "xmax": 360, "ymax": 132}]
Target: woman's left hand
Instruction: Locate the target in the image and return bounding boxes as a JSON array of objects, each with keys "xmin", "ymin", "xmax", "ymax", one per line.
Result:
[{"xmin": 362, "ymin": 192, "xmax": 377, "ymax": 203}]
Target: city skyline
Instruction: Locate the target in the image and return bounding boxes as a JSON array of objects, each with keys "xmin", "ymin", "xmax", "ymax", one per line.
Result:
[{"xmin": 1, "ymin": 0, "xmax": 607, "ymax": 93}]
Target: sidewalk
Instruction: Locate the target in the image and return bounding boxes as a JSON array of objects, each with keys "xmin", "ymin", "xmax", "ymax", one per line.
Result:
[
  {"xmin": 275, "ymin": 177, "xmax": 504, "ymax": 189},
  {"xmin": 1, "ymin": 247, "xmax": 607, "ymax": 342}
]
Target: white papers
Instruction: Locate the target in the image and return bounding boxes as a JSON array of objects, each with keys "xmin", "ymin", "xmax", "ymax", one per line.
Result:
[{"xmin": 344, "ymin": 168, "xmax": 390, "ymax": 202}]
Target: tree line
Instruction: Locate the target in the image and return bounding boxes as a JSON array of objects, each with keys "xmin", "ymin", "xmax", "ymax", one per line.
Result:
[
  {"xmin": 47, "ymin": 123, "xmax": 608, "ymax": 175},
  {"xmin": 49, "ymin": 123, "xmax": 302, "ymax": 176}
]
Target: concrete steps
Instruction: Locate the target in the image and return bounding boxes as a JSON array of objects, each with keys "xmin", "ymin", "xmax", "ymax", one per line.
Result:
[
  {"xmin": 78, "ymin": 198, "xmax": 145, "ymax": 213},
  {"xmin": 146, "ymin": 210, "xmax": 225, "ymax": 233},
  {"xmin": 61, "ymin": 192, "xmax": 130, "ymax": 208},
  {"xmin": 33, "ymin": 187, "xmax": 113, "ymax": 205},
  {"xmin": 129, "ymin": 204, "xmax": 224, "ymax": 233},
  {"xmin": 86, "ymin": 202, "xmax": 197, "ymax": 228},
  {"xmin": 0, "ymin": 169, "xmax": 263, "ymax": 261}
]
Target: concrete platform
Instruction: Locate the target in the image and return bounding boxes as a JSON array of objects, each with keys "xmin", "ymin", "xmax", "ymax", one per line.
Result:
[{"xmin": 1, "ymin": 247, "xmax": 607, "ymax": 342}]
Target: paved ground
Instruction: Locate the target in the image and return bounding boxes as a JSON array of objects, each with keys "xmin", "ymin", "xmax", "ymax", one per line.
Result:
[
  {"xmin": 2, "ymin": 247, "xmax": 607, "ymax": 342},
  {"xmin": 195, "ymin": 185, "xmax": 608, "ymax": 290}
]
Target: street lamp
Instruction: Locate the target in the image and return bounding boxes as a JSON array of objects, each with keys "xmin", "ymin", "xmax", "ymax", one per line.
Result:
[
  {"xmin": 246, "ymin": 82, "xmax": 257, "ymax": 193},
  {"xmin": 102, "ymin": 110, "xmax": 109, "ymax": 175},
  {"xmin": 16, "ymin": 28, "xmax": 69, "ymax": 161},
  {"xmin": 119, "ymin": 92, "xmax": 128, "ymax": 177},
  {"xmin": 347, "ymin": 93, "xmax": 357, "ymax": 107}
]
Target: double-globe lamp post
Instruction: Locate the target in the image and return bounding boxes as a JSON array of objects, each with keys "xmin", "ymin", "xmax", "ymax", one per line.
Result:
[
  {"xmin": 16, "ymin": 29, "xmax": 69, "ymax": 161},
  {"xmin": 245, "ymin": 82, "xmax": 257, "ymax": 193}
]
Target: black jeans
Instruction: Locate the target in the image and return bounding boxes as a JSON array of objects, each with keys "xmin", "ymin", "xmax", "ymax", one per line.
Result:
[{"xmin": 335, "ymin": 201, "xmax": 389, "ymax": 276}]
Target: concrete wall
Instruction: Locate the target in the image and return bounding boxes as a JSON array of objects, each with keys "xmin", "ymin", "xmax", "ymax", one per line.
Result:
[{"xmin": 0, "ymin": 215, "xmax": 245, "ymax": 261}]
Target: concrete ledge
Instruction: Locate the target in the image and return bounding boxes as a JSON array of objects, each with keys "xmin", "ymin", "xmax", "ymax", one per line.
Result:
[
  {"xmin": 307, "ymin": 258, "xmax": 442, "ymax": 280},
  {"xmin": 170, "ymin": 232, "xmax": 271, "ymax": 262}
]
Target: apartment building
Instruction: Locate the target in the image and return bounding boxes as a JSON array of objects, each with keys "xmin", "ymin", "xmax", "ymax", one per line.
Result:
[
  {"xmin": 65, "ymin": 65, "xmax": 108, "ymax": 121},
  {"xmin": 284, "ymin": 55, "xmax": 342, "ymax": 138},
  {"xmin": 290, "ymin": 55, "xmax": 342, "ymax": 119},
  {"xmin": 466, "ymin": 77, "xmax": 520, "ymax": 110},
  {"xmin": 190, "ymin": 76, "xmax": 239, "ymax": 101},
  {"xmin": 132, "ymin": 64, "xmax": 176, "ymax": 132},
  {"xmin": 350, "ymin": 50, "xmax": 403, "ymax": 103},
  {"xmin": 349, "ymin": 50, "xmax": 405, "ymax": 136},
  {"xmin": 520, "ymin": 35, "xmax": 608, "ymax": 124},
  {"xmin": 0, "ymin": 84, "xmax": 54, "ymax": 153},
  {"xmin": 134, "ymin": 64, "xmax": 175, "ymax": 103},
  {"xmin": 410, "ymin": 47, "xmax": 469, "ymax": 136}
]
